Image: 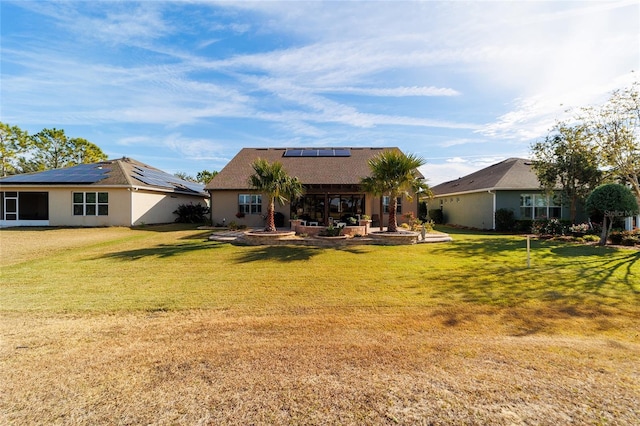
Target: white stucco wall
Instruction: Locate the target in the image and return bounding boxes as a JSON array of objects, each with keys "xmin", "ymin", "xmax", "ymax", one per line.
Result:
[
  {"xmin": 131, "ymin": 189, "xmax": 208, "ymax": 226},
  {"xmin": 433, "ymin": 191, "xmax": 494, "ymax": 229},
  {"xmin": 1, "ymin": 186, "xmax": 207, "ymax": 227}
]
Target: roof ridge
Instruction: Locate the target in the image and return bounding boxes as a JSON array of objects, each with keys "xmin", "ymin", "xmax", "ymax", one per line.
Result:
[
  {"xmin": 494, "ymin": 158, "xmax": 532, "ymax": 188},
  {"xmin": 113, "ymin": 158, "xmax": 136, "ymax": 186}
]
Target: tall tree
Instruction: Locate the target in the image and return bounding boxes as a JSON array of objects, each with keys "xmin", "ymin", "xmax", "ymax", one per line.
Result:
[
  {"xmin": 174, "ymin": 172, "xmax": 196, "ymax": 182},
  {"xmin": 70, "ymin": 137, "xmax": 108, "ymax": 166},
  {"xmin": 582, "ymin": 81, "xmax": 640, "ymax": 201},
  {"xmin": 25, "ymin": 128, "xmax": 107, "ymax": 171},
  {"xmin": 0, "ymin": 122, "xmax": 29, "ymax": 176},
  {"xmin": 248, "ymin": 158, "xmax": 304, "ymax": 232},
  {"xmin": 360, "ymin": 150, "xmax": 429, "ymax": 232},
  {"xmin": 196, "ymin": 170, "xmax": 218, "ymax": 184},
  {"xmin": 585, "ymin": 183, "xmax": 639, "ymax": 246},
  {"xmin": 531, "ymin": 122, "xmax": 602, "ymax": 223}
]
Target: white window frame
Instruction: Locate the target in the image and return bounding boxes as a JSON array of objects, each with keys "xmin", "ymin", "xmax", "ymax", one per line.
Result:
[
  {"xmin": 73, "ymin": 192, "xmax": 109, "ymax": 216},
  {"xmin": 520, "ymin": 193, "xmax": 561, "ymax": 220},
  {"xmin": 238, "ymin": 194, "xmax": 262, "ymax": 215}
]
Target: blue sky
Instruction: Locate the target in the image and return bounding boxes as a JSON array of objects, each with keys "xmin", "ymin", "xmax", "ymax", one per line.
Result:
[{"xmin": 1, "ymin": 1, "xmax": 638, "ymax": 185}]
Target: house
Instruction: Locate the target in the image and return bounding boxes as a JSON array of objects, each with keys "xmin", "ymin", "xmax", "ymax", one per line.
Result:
[
  {"xmin": 0, "ymin": 157, "xmax": 208, "ymax": 227},
  {"xmin": 429, "ymin": 158, "xmax": 576, "ymax": 230},
  {"xmin": 205, "ymin": 147, "xmax": 424, "ymax": 228}
]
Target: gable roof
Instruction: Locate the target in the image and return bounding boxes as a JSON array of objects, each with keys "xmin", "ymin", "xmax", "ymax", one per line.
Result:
[
  {"xmin": 431, "ymin": 158, "xmax": 543, "ymax": 196},
  {"xmin": 206, "ymin": 147, "xmax": 423, "ymax": 190},
  {"xmin": 0, "ymin": 157, "xmax": 207, "ymax": 196}
]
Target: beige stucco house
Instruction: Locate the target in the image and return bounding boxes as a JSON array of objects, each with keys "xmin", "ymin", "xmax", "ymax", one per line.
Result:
[
  {"xmin": 0, "ymin": 157, "xmax": 208, "ymax": 227},
  {"xmin": 429, "ymin": 158, "xmax": 575, "ymax": 230},
  {"xmin": 205, "ymin": 147, "xmax": 424, "ymax": 229}
]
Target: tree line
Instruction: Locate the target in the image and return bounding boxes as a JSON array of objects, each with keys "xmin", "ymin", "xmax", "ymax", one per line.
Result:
[
  {"xmin": 530, "ymin": 81, "xmax": 639, "ymax": 245},
  {"xmin": 0, "ymin": 122, "xmax": 218, "ymax": 184},
  {"xmin": 531, "ymin": 81, "xmax": 640, "ymax": 224},
  {"xmin": 0, "ymin": 123, "xmax": 108, "ymax": 176}
]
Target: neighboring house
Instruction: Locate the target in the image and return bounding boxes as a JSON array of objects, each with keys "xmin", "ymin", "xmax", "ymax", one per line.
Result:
[
  {"xmin": 206, "ymin": 147, "xmax": 424, "ymax": 228},
  {"xmin": 429, "ymin": 158, "xmax": 576, "ymax": 230},
  {"xmin": 0, "ymin": 157, "xmax": 208, "ymax": 228}
]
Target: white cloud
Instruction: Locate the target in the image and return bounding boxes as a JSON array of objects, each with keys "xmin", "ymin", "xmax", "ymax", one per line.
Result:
[
  {"xmin": 163, "ymin": 133, "xmax": 225, "ymax": 161},
  {"xmin": 422, "ymin": 155, "xmax": 523, "ymax": 186},
  {"xmin": 319, "ymin": 86, "xmax": 460, "ymax": 97}
]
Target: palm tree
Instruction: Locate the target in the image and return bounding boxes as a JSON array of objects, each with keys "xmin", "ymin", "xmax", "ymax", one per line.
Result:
[
  {"xmin": 248, "ymin": 158, "xmax": 304, "ymax": 232},
  {"xmin": 360, "ymin": 150, "xmax": 429, "ymax": 232}
]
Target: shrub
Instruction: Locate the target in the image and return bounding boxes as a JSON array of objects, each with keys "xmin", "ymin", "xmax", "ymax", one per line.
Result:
[
  {"xmin": 402, "ymin": 212, "xmax": 423, "ymax": 231},
  {"xmin": 610, "ymin": 230, "xmax": 640, "ymax": 246},
  {"xmin": 428, "ymin": 209, "xmax": 444, "ymax": 224},
  {"xmin": 568, "ymin": 223, "xmax": 590, "ymax": 234},
  {"xmin": 532, "ymin": 218, "xmax": 566, "ymax": 236},
  {"xmin": 494, "ymin": 208, "xmax": 516, "ymax": 232},
  {"xmin": 173, "ymin": 203, "xmax": 210, "ymax": 223},
  {"xmin": 418, "ymin": 201, "xmax": 428, "ymax": 222},
  {"xmin": 515, "ymin": 220, "xmax": 533, "ymax": 233},
  {"xmin": 320, "ymin": 223, "xmax": 343, "ymax": 237}
]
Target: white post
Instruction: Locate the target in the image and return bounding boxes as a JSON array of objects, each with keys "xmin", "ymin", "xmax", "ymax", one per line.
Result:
[{"xmin": 526, "ymin": 235, "xmax": 531, "ymax": 268}]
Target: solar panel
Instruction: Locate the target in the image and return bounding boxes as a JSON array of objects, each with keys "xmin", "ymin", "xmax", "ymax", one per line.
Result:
[
  {"xmin": 282, "ymin": 149, "xmax": 351, "ymax": 157},
  {"xmin": 0, "ymin": 164, "xmax": 110, "ymax": 184},
  {"xmin": 131, "ymin": 166, "xmax": 205, "ymax": 194}
]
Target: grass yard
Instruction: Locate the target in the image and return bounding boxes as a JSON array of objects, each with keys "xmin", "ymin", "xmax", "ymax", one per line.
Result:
[{"xmin": 1, "ymin": 225, "xmax": 639, "ymax": 424}]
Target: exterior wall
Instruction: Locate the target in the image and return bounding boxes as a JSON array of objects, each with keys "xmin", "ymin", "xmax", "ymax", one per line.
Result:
[
  {"xmin": 130, "ymin": 189, "xmax": 207, "ymax": 226},
  {"xmin": 0, "ymin": 186, "xmax": 207, "ymax": 227},
  {"xmin": 431, "ymin": 192, "xmax": 494, "ymax": 230},
  {"xmin": 210, "ymin": 190, "xmax": 267, "ymax": 228},
  {"xmin": 497, "ymin": 190, "xmax": 574, "ymax": 221},
  {"xmin": 430, "ymin": 189, "xmax": 581, "ymax": 230},
  {"xmin": 51, "ymin": 187, "xmax": 133, "ymax": 226},
  {"xmin": 0, "ymin": 187, "xmax": 133, "ymax": 227},
  {"xmin": 210, "ymin": 190, "xmax": 418, "ymax": 229}
]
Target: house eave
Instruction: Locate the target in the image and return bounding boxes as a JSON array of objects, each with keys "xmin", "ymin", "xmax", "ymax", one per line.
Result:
[
  {"xmin": 0, "ymin": 183, "xmax": 207, "ymax": 197},
  {"xmin": 431, "ymin": 187, "xmax": 555, "ymax": 197}
]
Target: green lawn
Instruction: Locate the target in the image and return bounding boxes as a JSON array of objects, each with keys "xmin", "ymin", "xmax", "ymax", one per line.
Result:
[
  {"xmin": 2, "ymin": 225, "xmax": 639, "ymax": 424},
  {"xmin": 2, "ymin": 224, "xmax": 638, "ymax": 316}
]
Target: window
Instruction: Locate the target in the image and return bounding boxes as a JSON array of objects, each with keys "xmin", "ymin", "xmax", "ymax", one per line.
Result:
[
  {"xmin": 383, "ymin": 196, "xmax": 402, "ymax": 214},
  {"xmin": 520, "ymin": 194, "xmax": 561, "ymax": 220},
  {"xmin": 73, "ymin": 192, "xmax": 108, "ymax": 216},
  {"xmin": 238, "ymin": 194, "xmax": 262, "ymax": 214}
]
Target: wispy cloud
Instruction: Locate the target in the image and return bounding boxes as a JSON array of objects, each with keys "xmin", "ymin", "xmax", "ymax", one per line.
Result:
[
  {"xmin": 319, "ymin": 86, "xmax": 460, "ymax": 97},
  {"xmin": 2, "ymin": 0, "xmax": 637, "ymax": 180}
]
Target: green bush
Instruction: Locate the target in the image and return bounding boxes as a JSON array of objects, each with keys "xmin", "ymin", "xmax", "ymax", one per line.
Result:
[
  {"xmin": 428, "ymin": 209, "xmax": 444, "ymax": 224},
  {"xmin": 515, "ymin": 220, "xmax": 533, "ymax": 233},
  {"xmin": 494, "ymin": 208, "xmax": 516, "ymax": 232},
  {"xmin": 418, "ymin": 201, "xmax": 428, "ymax": 222},
  {"xmin": 532, "ymin": 218, "xmax": 566, "ymax": 236},
  {"xmin": 610, "ymin": 230, "xmax": 640, "ymax": 246},
  {"xmin": 173, "ymin": 203, "xmax": 210, "ymax": 223}
]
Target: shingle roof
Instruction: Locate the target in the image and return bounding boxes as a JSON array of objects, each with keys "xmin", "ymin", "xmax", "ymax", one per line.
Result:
[
  {"xmin": 431, "ymin": 158, "xmax": 542, "ymax": 195},
  {"xmin": 206, "ymin": 147, "xmax": 423, "ymax": 190},
  {"xmin": 0, "ymin": 157, "xmax": 207, "ymax": 195}
]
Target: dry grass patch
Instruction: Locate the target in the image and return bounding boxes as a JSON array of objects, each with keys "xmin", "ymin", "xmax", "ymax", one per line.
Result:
[
  {"xmin": 2, "ymin": 309, "xmax": 639, "ymax": 425},
  {"xmin": 1, "ymin": 225, "xmax": 639, "ymax": 424}
]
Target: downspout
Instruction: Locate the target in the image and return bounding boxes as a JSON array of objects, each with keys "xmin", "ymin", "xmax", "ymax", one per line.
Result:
[
  {"xmin": 208, "ymin": 190, "xmax": 213, "ymax": 226},
  {"xmin": 488, "ymin": 190, "xmax": 496, "ymax": 230}
]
